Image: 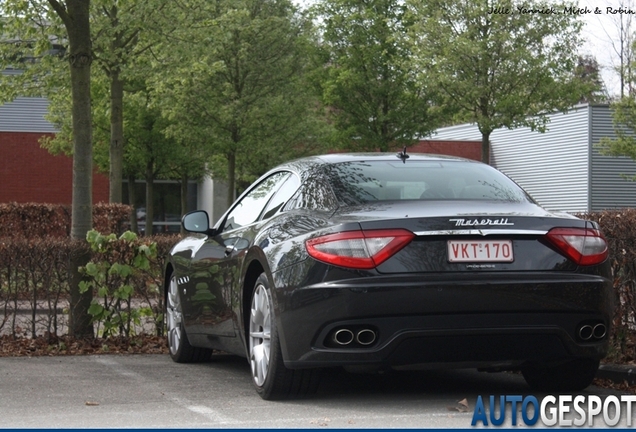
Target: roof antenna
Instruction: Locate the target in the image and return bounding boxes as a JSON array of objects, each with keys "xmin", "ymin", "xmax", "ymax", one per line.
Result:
[{"xmin": 396, "ymin": 146, "xmax": 409, "ymax": 163}]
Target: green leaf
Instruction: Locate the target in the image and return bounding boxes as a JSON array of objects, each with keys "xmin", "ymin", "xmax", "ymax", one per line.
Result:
[
  {"xmin": 79, "ymin": 280, "xmax": 92, "ymax": 294},
  {"xmin": 109, "ymin": 263, "xmax": 133, "ymax": 277},
  {"xmin": 138, "ymin": 307, "xmax": 154, "ymax": 317},
  {"xmin": 88, "ymin": 302, "xmax": 105, "ymax": 317},
  {"xmin": 120, "ymin": 231, "xmax": 137, "ymax": 242},
  {"xmin": 85, "ymin": 262, "xmax": 100, "ymax": 277},
  {"xmin": 133, "ymin": 254, "xmax": 150, "ymax": 270},
  {"xmin": 119, "ymin": 284, "xmax": 134, "ymax": 299},
  {"xmin": 86, "ymin": 229, "xmax": 100, "ymax": 244}
]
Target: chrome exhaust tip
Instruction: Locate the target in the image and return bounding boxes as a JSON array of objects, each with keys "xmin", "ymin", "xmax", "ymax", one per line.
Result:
[
  {"xmin": 593, "ymin": 323, "xmax": 607, "ymax": 339},
  {"xmin": 356, "ymin": 329, "xmax": 377, "ymax": 346},
  {"xmin": 578, "ymin": 325, "xmax": 593, "ymax": 341},
  {"xmin": 333, "ymin": 329, "xmax": 354, "ymax": 345}
]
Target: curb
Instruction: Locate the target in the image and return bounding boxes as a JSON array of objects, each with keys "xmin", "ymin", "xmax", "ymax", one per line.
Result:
[{"xmin": 597, "ymin": 364, "xmax": 636, "ymax": 386}]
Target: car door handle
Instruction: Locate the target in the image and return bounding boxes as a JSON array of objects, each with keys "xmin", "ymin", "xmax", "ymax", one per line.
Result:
[{"xmin": 225, "ymin": 245, "xmax": 235, "ymax": 257}]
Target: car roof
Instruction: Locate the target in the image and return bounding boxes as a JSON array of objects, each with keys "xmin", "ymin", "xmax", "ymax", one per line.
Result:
[
  {"xmin": 275, "ymin": 152, "xmax": 479, "ymax": 173},
  {"xmin": 314, "ymin": 152, "xmax": 476, "ymax": 164},
  {"xmin": 251, "ymin": 153, "xmax": 486, "ymax": 189}
]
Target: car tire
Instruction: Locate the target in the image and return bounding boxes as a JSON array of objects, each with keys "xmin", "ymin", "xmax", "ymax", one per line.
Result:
[
  {"xmin": 249, "ymin": 273, "xmax": 321, "ymax": 400},
  {"xmin": 166, "ymin": 274, "xmax": 212, "ymax": 363},
  {"xmin": 521, "ymin": 358, "xmax": 599, "ymax": 392}
]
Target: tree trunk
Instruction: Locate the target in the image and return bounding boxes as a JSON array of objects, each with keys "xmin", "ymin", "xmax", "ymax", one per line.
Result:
[
  {"xmin": 481, "ymin": 130, "xmax": 491, "ymax": 165},
  {"xmin": 109, "ymin": 71, "xmax": 124, "ymax": 203},
  {"xmin": 128, "ymin": 174, "xmax": 138, "ymax": 233},
  {"xmin": 144, "ymin": 163, "xmax": 154, "ymax": 236},
  {"xmin": 227, "ymin": 150, "xmax": 236, "ymax": 209},
  {"xmin": 53, "ymin": 0, "xmax": 94, "ymax": 338},
  {"xmin": 180, "ymin": 172, "xmax": 188, "ymax": 236}
]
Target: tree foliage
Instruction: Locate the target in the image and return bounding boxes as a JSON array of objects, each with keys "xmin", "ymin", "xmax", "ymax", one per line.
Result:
[
  {"xmin": 152, "ymin": 0, "xmax": 328, "ymax": 205},
  {"xmin": 1, "ymin": 0, "xmax": 179, "ymax": 206},
  {"xmin": 576, "ymin": 55, "xmax": 607, "ymax": 104},
  {"xmin": 312, "ymin": 0, "xmax": 438, "ymax": 152},
  {"xmin": 599, "ymin": 97, "xmax": 636, "ymax": 180},
  {"xmin": 90, "ymin": 0, "xmax": 178, "ymax": 203},
  {"xmin": 0, "ymin": 1, "xmax": 66, "ymax": 102},
  {"xmin": 408, "ymin": 0, "xmax": 593, "ymax": 163}
]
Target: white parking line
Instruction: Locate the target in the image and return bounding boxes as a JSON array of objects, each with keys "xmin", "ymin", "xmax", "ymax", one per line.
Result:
[
  {"xmin": 90, "ymin": 356, "xmax": 235, "ymax": 424},
  {"xmin": 168, "ymin": 397, "xmax": 234, "ymax": 424},
  {"xmin": 92, "ymin": 356, "xmax": 146, "ymax": 379}
]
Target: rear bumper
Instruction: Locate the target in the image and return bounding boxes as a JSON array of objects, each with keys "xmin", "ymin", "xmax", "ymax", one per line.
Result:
[{"xmin": 273, "ymin": 270, "xmax": 613, "ymax": 369}]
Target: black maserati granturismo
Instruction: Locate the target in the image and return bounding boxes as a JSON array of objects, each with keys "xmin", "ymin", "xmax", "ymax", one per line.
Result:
[{"xmin": 164, "ymin": 153, "xmax": 613, "ymax": 400}]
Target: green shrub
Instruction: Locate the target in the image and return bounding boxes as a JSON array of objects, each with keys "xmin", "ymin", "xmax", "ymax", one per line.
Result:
[
  {"xmin": 0, "ymin": 232, "xmax": 178, "ymax": 339},
  {"xmin": 79, "ymin": 230, "xmax": 159, "ymax": 337}
]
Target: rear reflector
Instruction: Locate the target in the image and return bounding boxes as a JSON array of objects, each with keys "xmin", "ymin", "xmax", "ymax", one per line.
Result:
[
  {"xmin": 306, "ymin": 229, "xmax": 415, "ymax": 269},
  {"xmin": 543, "ymin": 227, "xmax": 608, "ymax": 266}
]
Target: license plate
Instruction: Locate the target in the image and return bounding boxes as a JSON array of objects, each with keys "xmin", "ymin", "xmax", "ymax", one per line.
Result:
[{"xmin": 447, "ymin": 240, "xmax": 514, "ymax": 262}]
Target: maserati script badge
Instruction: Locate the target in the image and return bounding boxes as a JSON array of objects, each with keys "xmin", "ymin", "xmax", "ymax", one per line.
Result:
[{"xmin": 448, "ymin": 218, "xmax": 514, "ymax": 227}]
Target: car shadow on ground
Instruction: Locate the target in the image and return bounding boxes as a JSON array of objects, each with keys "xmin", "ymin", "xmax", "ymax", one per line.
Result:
[
  {"xmin": 201, "ymin": 352, "xmax": 535, "ymax": 401},
  {"xmin": 316, "ymin": 367, "xmax": 532, "ymax": 399}
]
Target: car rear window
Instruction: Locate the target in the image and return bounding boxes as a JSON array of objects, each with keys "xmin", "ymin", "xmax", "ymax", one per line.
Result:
[{"xmin": 322, "ymin": 160, "xmax": 532, "ymax": 205}]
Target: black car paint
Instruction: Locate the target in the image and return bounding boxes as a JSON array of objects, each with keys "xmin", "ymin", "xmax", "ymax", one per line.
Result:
[{"xmin": 165, "ymin": 154, "xmax": 613, "ymax": 374}]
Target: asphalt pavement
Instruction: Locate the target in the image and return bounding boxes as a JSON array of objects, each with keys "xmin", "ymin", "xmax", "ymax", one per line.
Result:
[{"xmin": 0, "ymin": 353, "xmax": 633, "ymax": 428}]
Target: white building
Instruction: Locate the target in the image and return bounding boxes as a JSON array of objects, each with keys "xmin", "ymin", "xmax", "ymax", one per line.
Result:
[{"xmin": 431, "ymin": 103, "xmax": 636, "ymax": 212}]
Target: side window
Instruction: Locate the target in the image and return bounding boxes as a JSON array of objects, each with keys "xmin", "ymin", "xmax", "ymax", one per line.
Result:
[
  {"xmin": 261, "ymin": 174, "xmax": 301, "ymax": 220},
  {"xmin": 223, "ymin": 172, "xmax": 290, "ymax": 232}
]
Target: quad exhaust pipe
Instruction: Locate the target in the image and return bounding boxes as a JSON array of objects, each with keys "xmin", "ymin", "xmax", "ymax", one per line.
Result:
[
  {"xmin": 577, "ymin": 323, "xmax": 607, "ymax": 341},
  {"xmin": 333, "ymin": 329, "xmax": 354, "ymax": 345},
  {"xmin": 332, "ymin": 328, "xmax": 377, "ymax": 346},
  {"xmin": 356, "ymin": 329, "xmax": 377, "ymax": 345}
]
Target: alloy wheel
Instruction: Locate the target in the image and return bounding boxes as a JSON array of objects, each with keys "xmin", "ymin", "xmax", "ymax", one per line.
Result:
[
  {"xmin": 249, "ymin": 283, "xmax": 272, "ymax": 387},
  {"xmin": 166, "ymin": 276, "xmax": 183, "ymax": 355}
]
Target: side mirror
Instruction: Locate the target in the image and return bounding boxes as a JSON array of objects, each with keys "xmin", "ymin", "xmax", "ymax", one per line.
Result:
[{"xmin": 182, "ymin": 211, "xmax": 211, "ymax": 234}]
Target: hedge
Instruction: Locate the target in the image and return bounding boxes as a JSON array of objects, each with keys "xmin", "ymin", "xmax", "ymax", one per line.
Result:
[
  {"xmin": 0, "ymin": 202, "xmax": 130, "ymax": 238},
  {"xmin": 0, "ymin": 203, "xmax": 176, "ymax": 339},
  {"xmin": 578, "ymin": 209, "xmax": 636, "ymax": 362},
  {"xmin": 1, "ymin": 204, "xmax": 636, "ymax": 363},
  {"xmin": 0, "ymin": 233, "xmax": 179, "ymax": 339}
]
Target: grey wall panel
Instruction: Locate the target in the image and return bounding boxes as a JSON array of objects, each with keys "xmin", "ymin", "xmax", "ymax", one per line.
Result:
[
  {"xmin": 428, "ymin": 123, "xmax": 482, "ymax": 141},
  {"xmin": 0, "ymin": 97, "xmax": 57, "ymax": 133},
  {"xmin": 432, "ymin": 107, "xmax": 590, "ymax": 212},
  {"xmin": 1, "ymin": 69, "xmax": 23, "ymax": 77},
  {"xmin": 590, "ymin": 105, "xmax": 636, "ymax": 210}
]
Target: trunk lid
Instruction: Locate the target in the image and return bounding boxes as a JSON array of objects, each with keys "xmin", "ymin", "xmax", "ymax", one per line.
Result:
[{"xmin": 332, "ymin": 201, "xmax": 589, "ymax": 273}]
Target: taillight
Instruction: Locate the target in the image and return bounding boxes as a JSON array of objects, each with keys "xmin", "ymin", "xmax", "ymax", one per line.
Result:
[
  {"xmin": 305, "ymin": 229, "xmax": 415, "ymax": 269},
  {"xmin": 544, "ymin": 227, "xmax": 608, "ymax": 266}
]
